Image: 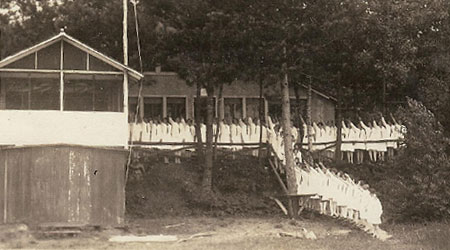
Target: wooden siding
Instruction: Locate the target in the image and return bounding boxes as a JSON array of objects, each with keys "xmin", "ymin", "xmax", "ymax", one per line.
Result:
[
  {"xmin": 129, "ymin": 73, "xmax": 336, "ymax": 123},
  {"xmin": 0, "ymin": 145, "xmax": 126, "ymax": 226}
]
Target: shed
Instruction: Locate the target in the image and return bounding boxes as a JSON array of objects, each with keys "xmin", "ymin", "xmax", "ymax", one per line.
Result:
[{"xmin": 0, "ymin": 30, "xmax": 143, "ymax": 226}]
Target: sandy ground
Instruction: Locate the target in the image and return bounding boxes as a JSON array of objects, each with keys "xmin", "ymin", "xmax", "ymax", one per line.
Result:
[{"xmin": 0, "ymin": 215, "xmax": 434, "ymax": 250}]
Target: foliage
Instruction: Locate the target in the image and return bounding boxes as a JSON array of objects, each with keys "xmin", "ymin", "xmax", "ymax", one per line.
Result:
[
  {"xmin": 337, "ymin": 98, "xmax": 450, "ymax": 222},
  {"xmin": 390, "ymin": 98, "xmax": 450, "ymax": 221}
]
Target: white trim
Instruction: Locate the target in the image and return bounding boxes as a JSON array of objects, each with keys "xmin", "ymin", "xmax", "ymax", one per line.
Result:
[
  {"xmin": 162, "ymin": 96, "xmax": 167, "ymax": 118},
  {"xmin": 123, "ymin": 72, "xmax": 129, "ymax": 148},
  {"xmin": 34, "ymin": 52, "xmax": 37, "ymax": 69},
  {"xmin": 0, "ymin": 68, "xmax": 124, "ymax": 75},
  {"xmin": 144, "ymin": 71, "xmax": 178, "ymax": 76},
  {"xmin": 0, "ymin": 31, "xmax": 143, "ymax": 81},
  {"xmin": 86, "ymin": 52, "xmax": 90, "ymax": 71},
  {"xmin": 60, "ymin": 40, "xmax": 64, "ymax": 111},
  {"xmin": 242, "ymin": 97, "xmax": 246, "ymax": 118},
  {"xmin": 3, "ymin": 154, "xmax": 7, "ymax": 223},
  {"xmin": 0, "ymin": 33, "xmax": 64, "ymax": 69}
]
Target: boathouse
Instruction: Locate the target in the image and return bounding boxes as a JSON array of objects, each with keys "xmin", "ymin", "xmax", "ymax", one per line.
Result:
[{"xmin": 0, "ymin": 30, "xmax": 143, "ymax": 226}]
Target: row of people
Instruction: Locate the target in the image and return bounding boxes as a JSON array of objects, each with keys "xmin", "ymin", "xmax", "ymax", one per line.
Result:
[
  {"xmin": 128, "ymin": 116, "xmax": 405, "ymax": 163},
  {"xmin": 292, "ymin": 150, "xmax": 389, "ymax": 239}
]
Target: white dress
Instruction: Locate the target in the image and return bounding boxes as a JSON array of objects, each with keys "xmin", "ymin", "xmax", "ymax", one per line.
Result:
[
  {"xmin": 364, "ymin": 122, "xmax": 376, "ymax": 151},
  {"xmin": 141, "ymin": 122, "xmax": 151, "ymax": 142},
  {"xmin": 341, "ymin": 122, "xmax": 354, "ymax": 152},
  {"xmin": 373, "ymin": 122, "xmax": 387, "ymax": 152},
  {"xmin": 353, "ymin": 124, "xmax": 366, "ymax": 150},
  {"xmin": 239, "ymin": 120, "xmax": 250, "ymax": 145},
  {"xmin": 169, "ymin": 119, "xmax": 182, "ymax": 149}
]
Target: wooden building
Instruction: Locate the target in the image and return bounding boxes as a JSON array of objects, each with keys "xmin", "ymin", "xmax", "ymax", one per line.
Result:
[
  {"xmin": 128, "ymin": 71, "xmax": 336, "ymax": 123},
  {"xmin": 0, "ymin": 30, "xmax": 143, "ymax": 226}
]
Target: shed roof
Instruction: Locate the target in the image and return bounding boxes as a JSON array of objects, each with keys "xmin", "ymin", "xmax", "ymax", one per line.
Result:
[
  {"xmin": 143, "ymin": 71, "xmax": 337, "ymax": 102},
  {"xmin": 0, "ymin": 30, "xmax": 143, "ymax": 81}
]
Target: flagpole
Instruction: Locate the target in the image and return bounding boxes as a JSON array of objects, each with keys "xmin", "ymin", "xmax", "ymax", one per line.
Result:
[
  {"xmin": 123, "ymin": 0, "xmax": 128, "ymax": 66},
  {"xmin": 123, "ymin": 0, "xmax": 129, "ymax": 149}
]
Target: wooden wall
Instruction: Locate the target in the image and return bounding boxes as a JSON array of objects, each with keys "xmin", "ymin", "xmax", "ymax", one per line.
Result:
[
  {"xmin": 129, "ymin": 72, "xmax": 336, "ymax": 123},
  {"xmin": 0, "ymin": 145, "xmax": 126, "ymax": 226},
  {"xmin": 0, "ymin": 111, "xmax": 128, "ymax": 147}
]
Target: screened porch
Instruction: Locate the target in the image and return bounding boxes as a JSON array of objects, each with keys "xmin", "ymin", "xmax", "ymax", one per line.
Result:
[{"xmin": 0, "ymin": 31, "xmax": 142, "ymax": 147}]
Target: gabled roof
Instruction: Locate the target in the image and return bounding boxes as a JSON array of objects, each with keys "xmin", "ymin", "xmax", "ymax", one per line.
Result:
[{"xmin": 0, "ymin": 30, "xmax": 143, "ymax": 80}]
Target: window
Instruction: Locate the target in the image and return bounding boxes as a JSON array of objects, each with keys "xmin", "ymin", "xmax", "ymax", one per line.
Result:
[
  {"xmin": 2, "ymin": 73, "xmax": 60, "ymax": 110},
  {"xmin": 167, "ymin": 97, "xmax": 186, "ymax": 119},
  {"xmin": 143, "ymin": 97, "xmax": 163, "ymax": 120},
  {"xmin": 89, "ymin": 55, "xmax": 119, "ymax": 71},
  {"xmin": 64, "ymin": 74, "xmax": 123, "ymax": 112},
  {"xmin": 224, "ymin": 98, "xmax": 242, "ymax": 121},
  {"xmin": 4, "ymin": 54, "xmax": 35, "ymax": 69},
  {"xmin": 37, "ymin": 42, "xmax": 60, "ymax": 69},
  {"xmin": 63, "ymin": 42, "xmax": 87, "ymax": 70},
  {"xmin": 246, "ymin": 98, "xmax": 263, "ymax": 120}
]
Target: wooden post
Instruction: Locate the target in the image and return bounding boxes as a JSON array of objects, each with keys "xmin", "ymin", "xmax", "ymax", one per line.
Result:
[
  {"xmin": 335, "ymin": 72, "xmax": 342, "ymax": 162},
  {"xmin": 382, "ymin": 77, "xmax": 386, "ymax": 115},
  {"xmin": 123, "ymin": 0, "xmax": 128, "ymax": 66},
  {"xmin": 123, "ymin": 0, "xmax": 129, "ymax": 149},
  {"xmin": 162, "ymin": 96, "xmax": 167, "ymax": 118},
  {"xmin": 293, "ymin": 82, "xmax": 304, "ymax": 145},
  {"xmin": 60, "ymin": 38, "xmax": 64, "ymax": 111},
  {"xmin": 258, "ymin": 77, "xmax": 264, "ymax": 164},
  {"xmin": 123, "ymin": 72, "xmax": 129, "ymax": 148},
  {"xmin": 3, "ymin": 152, "xmax": 7, "ymax": 223},
  {"xmin": 307, "ymin": 76, "xmax": 312, "ymax": 152}
]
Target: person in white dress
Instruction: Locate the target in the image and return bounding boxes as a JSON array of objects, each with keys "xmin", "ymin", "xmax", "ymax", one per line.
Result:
[
  {"xmin": 312, "ymin": 122, "xmax": 321, "ymax": 152},
  {"xmin": 350, "ymin": 120, "xmax": 363, "ymax": 164},
  {"xmin": 372, "ymin": 120, "xmax": 387, "ymax": 161},
  {"xmin": 361, "ymin": 120, "xmax": 376, "ymax": 162},
  {"xmin": 239, "ymin": 118, "xmax": 249, "ymax": 148},
  {"xmin": 341, "ymin": 121, "xmax": 354, "ymax": 163},
  {"xmin": 169, "ymin": 117, "xmax": 182, "ymax": 164},
  {"xmin": 354, "ymin": 120, "xmax": 366, "ymax": 163},
  {"xmin": 160, "ymin": 118, "xmax": 170, "ymax": 163}
]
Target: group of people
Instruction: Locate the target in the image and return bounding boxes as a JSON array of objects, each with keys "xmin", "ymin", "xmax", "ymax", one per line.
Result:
[
  {"xmin": 306, "ymin": 116, "xmax": 405, "ymax": 163},
  {"xmin": 128, "ymin": 115, "xmax": 405, "ymax": 164},
  {"xmin": 128, "ymin": 116, "xmax": 392, "ymax": 238},
  {"xmin": 292, "ymin": 149, "xmax": 389, "ymax": 239}
]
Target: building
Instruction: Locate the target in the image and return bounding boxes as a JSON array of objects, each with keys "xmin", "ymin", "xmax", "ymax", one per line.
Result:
[
  {"xmin": 128, "ymin": 71, "xmax": 336, "ymax": 124},
  {"xmin": 0, "ymin": 30, "xmax": 143, "ymax": 226}
]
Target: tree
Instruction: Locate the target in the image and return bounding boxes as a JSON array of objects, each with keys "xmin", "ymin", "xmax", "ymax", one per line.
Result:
[{"xmin": 150, "ymin": 0, "xmax": 244, "ymax": 193}]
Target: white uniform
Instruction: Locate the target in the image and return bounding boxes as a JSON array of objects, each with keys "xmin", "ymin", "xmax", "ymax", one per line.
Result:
[
  {"xmin": 373, "ymin": 121, "xmax": 387, "ymax": 152},
  {"xmin": 341, "ymin": 122, "xmax": 354, "ymax": 152}
]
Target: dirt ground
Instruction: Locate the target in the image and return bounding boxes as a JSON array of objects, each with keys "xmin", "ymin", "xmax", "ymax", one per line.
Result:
[{"xmin": 0, "ymin": 215, "xmax": 445, "ymax": 250}]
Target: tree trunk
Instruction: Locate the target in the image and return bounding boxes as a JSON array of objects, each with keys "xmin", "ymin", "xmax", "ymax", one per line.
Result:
[
  {"xmin": 307, "ymin": 77, "xmax": 313, "ymax": 152},
  {"xmin": 335, "ymin": 72, "xmax": 342, "ymax": 162},
  {"xmin": 280, "ymin": 47, "xmax": 297, "ymax": 218},
  {"xmin": 195, "ymin": 82, "xmax": 204, "ymax": 161},
  {"xmin": 213, "ymin": 83, "xmax": 224, "ymax": 160},
  {"xmin": 293, "ymin": 82, "xmax": 304, "ymax": 145},
  {"xmin": 202, "ymin": 85, "xmax": 215, "ymax": 192},
  {"xmin": 258, "ymin": 77, "xmax": 264, "ymax": 164}
]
